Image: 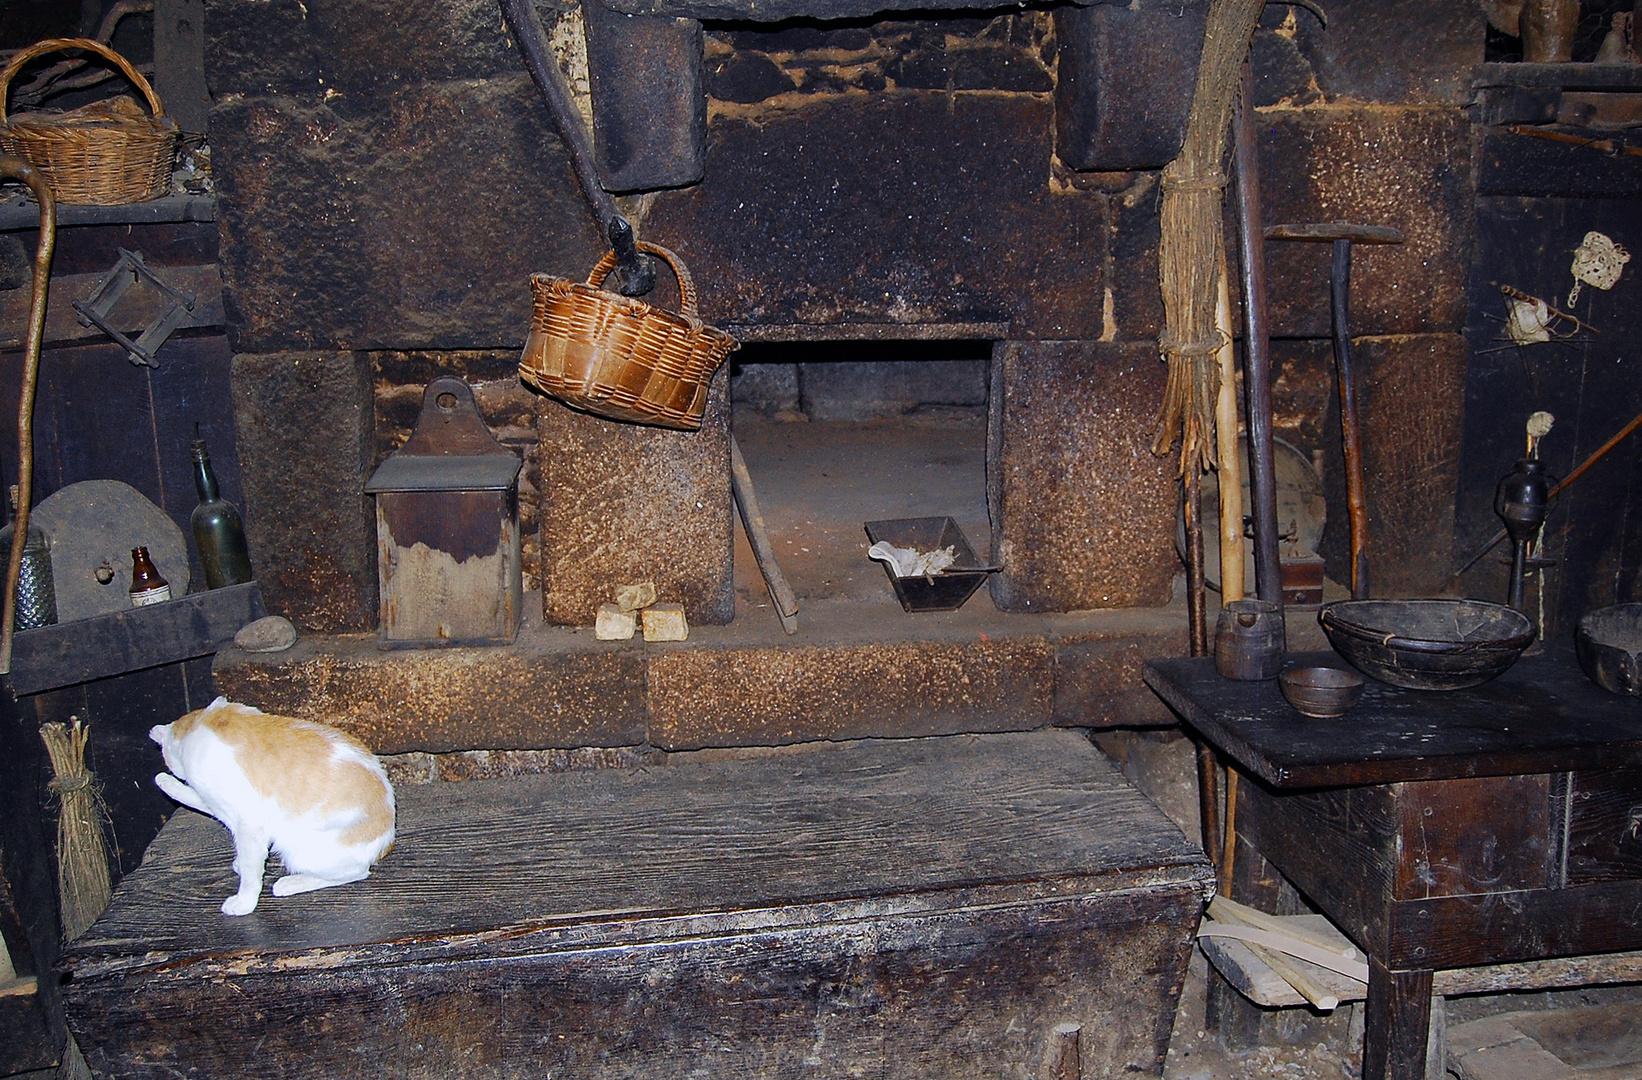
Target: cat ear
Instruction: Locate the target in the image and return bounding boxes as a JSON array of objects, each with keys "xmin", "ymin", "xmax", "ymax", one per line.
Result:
[
  {"xmin": 207, "ymin": 696, "xmax": 229, "ymax": 711},
  {"xmin": 148, "ymin": 724, "xmax": 169, "ymax": 746}
]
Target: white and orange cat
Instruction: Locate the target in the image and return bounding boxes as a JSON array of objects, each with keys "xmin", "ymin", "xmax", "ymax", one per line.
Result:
[{"xmin": 150, "ymin": 697, "xmax": 395, "ymax": 916}]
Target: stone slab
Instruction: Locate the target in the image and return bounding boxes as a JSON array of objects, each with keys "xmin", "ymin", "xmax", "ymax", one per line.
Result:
[
  {"xmin": 230, "ymin": 352, "xmax": 378, "ymax": 632},
  {"xmin": 647, "ymin": 637, "xmax": 1055, "ymax": 749},
  {"xmin": 645, "ymin": 92, "xmax": 1107, "ymax": 341},
  {"xmin": 583, "ymin": 2, "xmax": 707, "ymax": 192},
  {"xmin": 212, "ymin": 597, "xmax": 1190, "ymax": 753},
  {"xmin": 1287, "ymin": 0, "xmax": 1485, "ymax": 107},
  {"xmin": 213, "ymin": 631, "xmax": 649, "ymax": 754},
  {"xmin": 204, "ymin": 0, "xmax": 519, "ymax": 98},
  {"xmin": 1053, "ymin": 0, "xmax": 1206, "ymax": 172},
  {"xmin": 210, "ymin": 80, "xmax": 605, "ymax": 353},
  {"xmin": 1257, "ymin": 105, "xmax": 1473, "ymax": 339},
  {"xmin": 537, "ymin": 368, "xmax": 734, "ymax": 627},
  {"xmin": 988, "ymin": 341, "xmax": 1178, "ymax": 612},
  {"xmin": 1313, "ymin": 333, "xmax": 1467, "ymax": 598}
]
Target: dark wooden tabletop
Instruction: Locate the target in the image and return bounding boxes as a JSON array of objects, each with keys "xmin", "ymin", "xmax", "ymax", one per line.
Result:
[{"xmin": 1145, "ymin": 648, "xmax": 1642, "ymax": 789}]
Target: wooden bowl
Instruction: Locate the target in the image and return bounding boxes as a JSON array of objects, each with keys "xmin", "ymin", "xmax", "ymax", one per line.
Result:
[
  {"xmin": 1576, "ymin": 603, "xmax": 1642, "ymax": 695},
  {"xmin": 1279, "ymin": 666, "xmax": 1366, "ymax": 718},
  {"xmin": 1318, "ymin": 599, "xmax": 1534, "ymax": 690}
]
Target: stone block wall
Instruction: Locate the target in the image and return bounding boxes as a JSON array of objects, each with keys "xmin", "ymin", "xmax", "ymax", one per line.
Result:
[{"xmin": 208, "ymin": 0, "xmax": 1483, "ymax": 626}]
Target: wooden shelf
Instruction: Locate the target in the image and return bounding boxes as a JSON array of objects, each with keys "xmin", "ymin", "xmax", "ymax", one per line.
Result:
[
  {"xmin": 0, "ymin": 193, "xmax": 215, "ymax": 233},
  {"xmin": 6, "ymin": 581, "xmax": 264, "ymax": 697}
]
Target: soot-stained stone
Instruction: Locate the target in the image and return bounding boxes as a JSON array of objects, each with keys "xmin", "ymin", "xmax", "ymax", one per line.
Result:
[
  {"xmin": 1054, "ymin": 617, "xmax": 1188, "ymax": 727},
  {"xmin": 210, "ymin": 79, "xmax": 605, "ymax": 354},
  {"xmin": 213, "ymin": 634, "xmax": 650, "ymax": 754},
  {"xmin": 1290, "ymin": 0, "xmax": 1484, "ymax": 107},
  {"xmin": 887, "ymin": 39, "xmax": 1053, "ymax": 93},
  {"xmin": 1249, "ymin": 25, "xmax": 1319, "ymax": 107},
  {"xmin": 230, "ymin": 352, "xmax": 377, "ymax": 632},
  {"xmin": 1105, "ymin": 173, "xmax": 1163, "ymax": 342},
  {"xmin": 1313, "ymin": 333, "xmax": 1467, "ymax": 597},
  {"xmin": 583, "ymin": 4, "xmax": 707, "ymax": 192},
  {"xmin": 1053, "ymin": 0, "xmax": 1205, "ymax": 171},
  {"xmin": 1257, "ymin": 106, "xmax": 1473, "ymax": 339},
  {"xmin": 647, "ymin": 637, "xmax": 1054, "ymax": 749},
  {"xmin": 706, "ymin": 51, "xmax": 796, "ymax": 104},
  {"xmin": 647, "ymin": 93, "xmax": 1106, "ymax": 340},
  {"xmin": 205, "ymin": 0, "xmax": 518, "ymax": 99},
  {"xmin": 988, "ymin": 341, "xmax": 1178, "ymax": 612},
  {"xmin": 537, "ymin": 369, "xmax": 733, "ymax": 627}
]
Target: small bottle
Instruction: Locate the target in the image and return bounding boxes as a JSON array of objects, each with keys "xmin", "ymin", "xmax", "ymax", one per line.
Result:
[
  {"xmin": 190, "ymin": 438, "xmax": 253, "ymax": 589},
  {"xmin": 129, "ymin": 547, "xmax": 171, "ymax": 607},
  {"xmin": 0, "ymin": 486, "xmax": 56, "ymax": 629}
]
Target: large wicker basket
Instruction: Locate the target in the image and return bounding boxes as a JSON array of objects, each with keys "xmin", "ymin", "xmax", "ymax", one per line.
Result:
[
  {"xmin": 0, "ymin": 38, "xmax": 178, "ymax": 206},
  {"xmin": 520, "ymin": 241, "xmax": 738, "ymax": 431}
]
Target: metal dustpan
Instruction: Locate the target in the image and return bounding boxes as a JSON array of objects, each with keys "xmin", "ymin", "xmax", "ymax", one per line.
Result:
[{"xmin": 864, "ymin": 517, "xmax": 999, "ymax": 613}]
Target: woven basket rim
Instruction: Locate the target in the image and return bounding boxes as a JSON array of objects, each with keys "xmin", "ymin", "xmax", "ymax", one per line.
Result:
[{"xmin": 531, "ymin": 275, "xmax": 737, "ymax": 346}]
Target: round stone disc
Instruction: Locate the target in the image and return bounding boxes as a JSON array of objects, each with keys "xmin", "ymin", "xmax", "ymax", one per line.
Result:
[{"xmin": 32, "ymin": 480, "xmax": 191, "ymax": 622}]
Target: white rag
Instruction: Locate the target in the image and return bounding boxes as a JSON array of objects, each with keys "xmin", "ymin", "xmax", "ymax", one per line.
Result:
[{"xmin": 868, "ymin": 541, "xmax": 958, "ymax": 578}]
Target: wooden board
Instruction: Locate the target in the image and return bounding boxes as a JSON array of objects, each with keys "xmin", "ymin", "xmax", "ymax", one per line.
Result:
[
  {"xmin": 64, "ymin": 730, "xmax": 1215, "ymax": 1079},
  {"xmin": 1146, "ymin": 651, "xmax": 1642, "ymax": 788},
  {"xmin": 6, "ymin": 582, "xmax": 264, "ymax": 697}
]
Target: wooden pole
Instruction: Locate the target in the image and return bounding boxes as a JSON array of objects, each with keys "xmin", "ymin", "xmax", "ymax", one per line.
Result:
[{"xmin": 1215, "ymin": 253, "xmax": 1245, "ymax": 604}]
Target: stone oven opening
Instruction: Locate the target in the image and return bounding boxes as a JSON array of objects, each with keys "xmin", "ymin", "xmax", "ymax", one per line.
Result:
[{"xmin": 730, "ymin": 338, "xmax": 992, "ymax": 605}]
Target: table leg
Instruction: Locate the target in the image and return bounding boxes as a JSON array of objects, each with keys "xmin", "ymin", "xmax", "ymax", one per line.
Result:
[{"xmin": 1362, "ymin": 956, "xmax": 1433, "ymax": 1080}]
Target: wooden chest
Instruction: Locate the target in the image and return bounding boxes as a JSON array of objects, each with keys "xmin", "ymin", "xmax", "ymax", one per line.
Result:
[{"xmin": 63, "ymin": 731, "xmax": 1212, "ymax": 1079}]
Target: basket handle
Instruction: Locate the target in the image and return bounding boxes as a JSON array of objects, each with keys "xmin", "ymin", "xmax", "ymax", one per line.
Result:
[
  {"xmin": 0, "ymin": 38, "xmax": 167, "ymax": 125},
  {"xmin": 587, "ymin": 241, "xmax": 699, "ymax": 319}
]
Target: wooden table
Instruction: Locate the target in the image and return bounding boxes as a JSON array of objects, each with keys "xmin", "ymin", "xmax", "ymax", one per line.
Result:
[{"xmin": 1145, "ymin": 649, "xmax": 1642, "ymax": 1080}]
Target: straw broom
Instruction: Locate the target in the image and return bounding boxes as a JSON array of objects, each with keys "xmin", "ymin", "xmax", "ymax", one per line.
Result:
[
  {"xmin": 39, "ymin": 717, "xmax": 112, "ymax": 942},
  {"xmin": 1152, "ymin": 0, "xmax": 1267, "ymax": 475}
]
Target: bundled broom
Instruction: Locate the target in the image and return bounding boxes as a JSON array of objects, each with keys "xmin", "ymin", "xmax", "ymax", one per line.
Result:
[
  {"xmin": 1151, "ymin": 0, "xmax": 1267, "ymax": 476},
  {"xmin": 40, "ymin": 717, "xmax": 112, "ymax": 942}
]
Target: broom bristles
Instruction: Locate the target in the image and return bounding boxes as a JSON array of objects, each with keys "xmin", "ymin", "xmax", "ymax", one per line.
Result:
[
  {"xmin": 1152, "ymin": 0, "xmax": 1267, "ymax": 475},
  {"xmin": 40, "ymin": 718, "xmax": 112, "ymax": 943}
]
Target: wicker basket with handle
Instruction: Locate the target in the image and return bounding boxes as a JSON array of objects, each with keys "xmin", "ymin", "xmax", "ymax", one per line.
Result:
[
  {"xmin": 0, "ymin": 38, "xmax": 178, "ymax": 206},
  {"xmin": 520, "ymin": 241, "xmax": 739, "ymax": 431}
]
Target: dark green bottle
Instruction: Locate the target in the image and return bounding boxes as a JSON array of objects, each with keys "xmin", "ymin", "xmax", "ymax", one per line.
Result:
[{"xmin": 190, "ymin": 439, "xmax": 253, "ymax": 589}]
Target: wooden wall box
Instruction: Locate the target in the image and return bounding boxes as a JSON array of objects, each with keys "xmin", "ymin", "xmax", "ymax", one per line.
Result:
[
  {"xmin": 62, "ymin": 731, "xmax": 1213, "ymax": 1079},
  {"xmin": 365, "ymin": 377, "xmax": 522, "ymax": 647}
]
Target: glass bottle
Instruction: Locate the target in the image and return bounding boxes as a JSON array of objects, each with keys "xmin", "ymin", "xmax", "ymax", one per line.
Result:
[
  {"xmin": 129, "ymin": 547, "xmax": 171, "ymax": 607},
  {"xmin": 190, "ymin": 438, "xmax": 253, "ymax": 589},
  {"xmin": 0, "ymin": 485, "xmax": 56, "ymax": 629}
]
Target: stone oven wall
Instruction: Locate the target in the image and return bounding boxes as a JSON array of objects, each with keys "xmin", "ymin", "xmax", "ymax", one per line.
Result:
[{"xmin": 206, "ymin": 0, "xmax": 1481, "ymax": 631}]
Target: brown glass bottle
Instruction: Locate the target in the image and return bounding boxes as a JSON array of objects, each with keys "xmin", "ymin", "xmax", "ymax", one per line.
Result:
[{"xmin": 129, "ymin": 546, "xmax": 171, "ymax": 607}]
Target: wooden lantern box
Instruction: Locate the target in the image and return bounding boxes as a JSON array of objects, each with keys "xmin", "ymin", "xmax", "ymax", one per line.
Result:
[
  {"xmin": 365, "ymin": 376, "xmax": 523, "ymax": 647},
  {"xmin": 62, "ymin": 731, "xmax": 1212, "ymax": 1078}
]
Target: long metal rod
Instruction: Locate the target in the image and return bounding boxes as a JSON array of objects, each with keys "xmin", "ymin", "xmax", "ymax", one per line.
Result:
[
  {"xmin": 1331, "ymin": 238, "xmax": 1370, "ymax": 599},
  {"xmin": 498, "ymin": 0, "xmax": 653, "ymax": 295},
  {"xmin": 1232, "ymin": 62, "xmax": 1282, "ymax": 606},
  {"xmin": 0, "ymin": 157, "xmax": 56, "ymax": 675}
]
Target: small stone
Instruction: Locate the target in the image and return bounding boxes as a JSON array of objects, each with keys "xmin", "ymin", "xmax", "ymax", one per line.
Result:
[
  {"xmin": 234, "ymin": 615, "xmax": 297, "ymax": 653},
  {"xmin": 641, "ymin": 602, "xmax": 688, "ymax": 642},
  {"xmin": 614, "ymin": 582, "xmax": 658, "ymax": 612},
  {"xmin": 595, "ymin": 603, "xmax": 636, "ymax": 641}
]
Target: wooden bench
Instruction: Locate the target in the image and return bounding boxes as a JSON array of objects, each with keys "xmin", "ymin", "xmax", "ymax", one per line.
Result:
[{"xmin": 63, "ymin": 730, "xmax": 1213, "ymax": 1079}]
